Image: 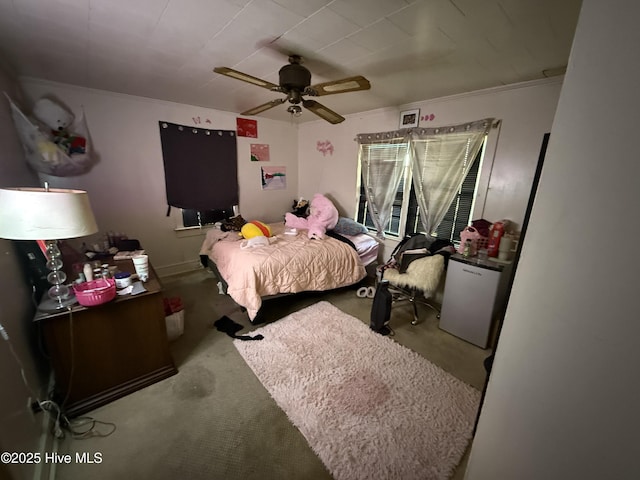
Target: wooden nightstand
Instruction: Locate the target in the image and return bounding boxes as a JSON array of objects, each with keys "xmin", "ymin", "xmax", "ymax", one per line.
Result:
[{"xmin": 34, "ymin": 260, "xmax": 178, "ymax": 417}]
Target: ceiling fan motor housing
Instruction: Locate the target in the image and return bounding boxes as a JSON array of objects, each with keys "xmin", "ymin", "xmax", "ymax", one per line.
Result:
[{"xmin": 279, "ymin": 63, "xmax": 312, "ymax": 92}]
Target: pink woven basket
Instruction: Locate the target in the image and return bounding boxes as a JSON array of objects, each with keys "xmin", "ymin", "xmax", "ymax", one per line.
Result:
[
  {"xmin": 458, "ymin": 226, "xmax": 487, "ymax": 255},
  {"xmin": 476, "ymin": 235, "xmax": 489, "ymax": 250},
  {"xmin": 73, "ymin": 278, "xmax": 116, "ymax": 307}
]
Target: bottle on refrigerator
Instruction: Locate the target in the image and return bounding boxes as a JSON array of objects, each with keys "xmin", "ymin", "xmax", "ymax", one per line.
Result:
[
  {"xmin": 487, "ymin": 221, "xmax": 505, "ymax": 257},
  {"xmin": 463, "ymin": 239, "xmax": 472, "ymax": 257}
]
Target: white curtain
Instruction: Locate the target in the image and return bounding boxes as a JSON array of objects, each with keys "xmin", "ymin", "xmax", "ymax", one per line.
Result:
[
  {"xmin": 410, "ymin": 119, "xmax": 493, "ymax": 235},
  {"xmin": 357, "ymin": 130, "xmax": 410, "ymax": 239}
]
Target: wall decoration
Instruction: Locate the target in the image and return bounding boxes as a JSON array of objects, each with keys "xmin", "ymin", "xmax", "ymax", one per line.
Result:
[
  {"xmin": 316, "ymin": 140, "xmax": 334, "ymax": 156},
  {"xmin": 400, "ymin": 109, "xmax": 420, "ymax": 128},
  {"xmin": 421, "ymin": 113, "xmax": 436, "ymax": 122},
  {"xmin": 192, "ymin": 116, "xmax": 212, "ymax": 125},
  {"xmin": 261, "ymin": 166, "xmax": 287, "ymax": 190},
  {"xmin": 237, "ymin": 117, "xmax": 258, "ymax": 138},
  {"xmin": 251, "ymin": 143, "xmax": 270, "ymax": 161}
]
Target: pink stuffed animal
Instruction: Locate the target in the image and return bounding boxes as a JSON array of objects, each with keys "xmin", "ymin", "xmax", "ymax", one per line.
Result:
[{"xmin": 285, "ymin": 193, "xmax": 339, "ymax": 239}]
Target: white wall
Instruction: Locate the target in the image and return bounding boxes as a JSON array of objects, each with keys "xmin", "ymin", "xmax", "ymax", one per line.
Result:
[
  {"xmin": 18, "ymin": 74, "xmax": 562, "ymax": 276},
  {"xmin": 466, "ymin": 0, "xmax": 640, "ymax": 478},
  {"xmin": 19, "ymin": 80, "xmax": 298, "ymax": 276},
  {"xmin": 297, "ymin": 78, "xmax": 563, "ymax": 256},
  {"xmin": 0, "ymin": 63, "xmax": 50, "ymax": 480}
]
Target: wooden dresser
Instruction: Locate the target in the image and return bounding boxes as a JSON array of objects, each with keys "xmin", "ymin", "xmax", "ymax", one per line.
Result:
[{"xmin": 34, "ymin": 260, "xmax": 177, "ymax": 417}]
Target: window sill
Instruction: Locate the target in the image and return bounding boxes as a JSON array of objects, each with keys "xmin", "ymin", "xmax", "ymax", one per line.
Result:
[{"xmin": 174, "ymin": 225, "xmax": 215, "ymax": 238}]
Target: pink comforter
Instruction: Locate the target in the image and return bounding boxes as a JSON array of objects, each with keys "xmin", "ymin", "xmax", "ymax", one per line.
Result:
[{"xmin": 202, "ymin": 223, "xmax": 366, "ymax": 320}]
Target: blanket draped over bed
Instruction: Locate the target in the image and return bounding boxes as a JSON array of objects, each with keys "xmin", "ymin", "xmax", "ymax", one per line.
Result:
[{"xmin": 201, "ymin": 223, "xmax": 367, "ymax": 320}]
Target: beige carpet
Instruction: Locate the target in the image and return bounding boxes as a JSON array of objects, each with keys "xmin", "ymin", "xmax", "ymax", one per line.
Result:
[{"xmin": 234, "ymin": 301, "xmax": 480, "ymax": 480}]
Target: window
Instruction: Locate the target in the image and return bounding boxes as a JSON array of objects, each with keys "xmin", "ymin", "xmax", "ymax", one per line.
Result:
[
  {"xmin": 407, "ymin": 144, "xmax": 484, "ymax": 241},
  {"xmin": 356, "ymin": 137, "xmax": 410, "ymax": 237},
  {"xmin": 357, "ymin": 167, "xmax": 408, "ymax": 237},
  {"xmin": 181, "ymin": 207, "xmax": 235, "ymax": 228},
  {"xmin": 357, "ymin": 119, "xmax": 492, "ymax": 244}
]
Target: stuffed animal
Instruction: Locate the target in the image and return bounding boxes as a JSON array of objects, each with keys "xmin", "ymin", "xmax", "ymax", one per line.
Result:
[
  {"xmin": 240, "ymin": 220, "xmax": 272, "ymax": 239},
  {"xmin": 32, "ymin": 98, "xmax": 86, "ymax": 155},
  {"xmin": 284, "ymin": 193, "xmax": 339, "ymax": 239},
  {"xmin": 220, "ymin": 215, "xmax": 246, "ymax": 232},
  {"xmin": 291, "ymin": 197, "xmax": 309, "ymax": 217}
]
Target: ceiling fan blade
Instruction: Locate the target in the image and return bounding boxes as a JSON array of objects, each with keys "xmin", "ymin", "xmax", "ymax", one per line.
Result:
[
  {"xmin": 213, "ymin": 67, "xmax": 279, "ymax": 91},
  {"xmin": 302, "ymin": 100, "xmax": 345, "ymax": 124},
  {"xmin": 308, "ymin": 75, "xmax": 371, "ymax": 96},
  {"xmin": 241, "ymin": 98, "xmax": 286, "ymax": 116}
]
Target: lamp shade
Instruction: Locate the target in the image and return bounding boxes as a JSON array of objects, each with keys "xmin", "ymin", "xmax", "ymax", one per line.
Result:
[{"xmin": 0, "ymin": 187, "xmax": 98, "ymax": 240}]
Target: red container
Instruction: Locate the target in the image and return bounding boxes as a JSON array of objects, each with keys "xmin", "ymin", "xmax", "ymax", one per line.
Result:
[
  {"xmin": 487, "ymin": 221, "xmax": 505, "ymax": 257},
  {"xmin": 73, "ymin": 278, "xmax": 116, "ymax": 306}
]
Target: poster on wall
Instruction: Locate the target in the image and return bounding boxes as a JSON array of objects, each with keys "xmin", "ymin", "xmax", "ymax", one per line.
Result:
[
  {"xmin": 261, "ymin": 166, "xmax": 286, "ymax": 190},
  {"xmin": 251, "ymin": 143, "xmax": 270, "ymax": 161},
  {"xmin": 237, "ymin": 117, "xmax": 257, "ymax": 138}
]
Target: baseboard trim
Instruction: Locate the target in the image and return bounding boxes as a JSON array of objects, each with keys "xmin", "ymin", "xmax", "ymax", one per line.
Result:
[{"xmin": 154, "ymin": 260, "xmax": 202, "ymax": 278}]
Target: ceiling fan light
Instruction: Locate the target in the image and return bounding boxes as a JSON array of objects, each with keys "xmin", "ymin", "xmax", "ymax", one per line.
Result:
[{"xmin": 287, "ymin": 105, "xmax": 302, "ymax": 117}]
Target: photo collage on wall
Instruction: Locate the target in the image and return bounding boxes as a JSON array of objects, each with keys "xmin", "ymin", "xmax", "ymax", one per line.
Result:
[{"xmin": 237, "ymin": 118, "xmax": 286, "ymax": 190}]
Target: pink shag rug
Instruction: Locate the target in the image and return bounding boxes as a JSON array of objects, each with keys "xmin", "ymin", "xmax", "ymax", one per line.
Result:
[{"xmin": 233, "ymin": 301, "xmax": 480, "ymax": 480}]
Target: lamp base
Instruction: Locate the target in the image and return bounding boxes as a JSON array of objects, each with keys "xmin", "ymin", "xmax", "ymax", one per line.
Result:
[{"xmin": 38, "ymin": 294, "xmax": 78, "ymax": 313}]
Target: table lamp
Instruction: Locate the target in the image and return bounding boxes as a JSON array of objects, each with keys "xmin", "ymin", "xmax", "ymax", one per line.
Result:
[{"xmin": 0, "ymin": 184, "xmax": 98, "ymax": 311}]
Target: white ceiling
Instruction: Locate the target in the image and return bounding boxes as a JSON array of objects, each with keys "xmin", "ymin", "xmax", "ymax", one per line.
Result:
[{"xmin": 0, "ymin": 0, "xmax": 582, "ymax": 123}]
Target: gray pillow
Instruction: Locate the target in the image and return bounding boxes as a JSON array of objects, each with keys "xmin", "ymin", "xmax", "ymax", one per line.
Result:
[{"xmin": 333, "ymin": 217, "xmax": 368, "ymax": 236}]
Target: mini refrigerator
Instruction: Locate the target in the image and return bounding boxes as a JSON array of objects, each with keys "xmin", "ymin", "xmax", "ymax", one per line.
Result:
[{"xmin": 439, "ymin": 254, "xmax": 512, "ymax": 349}]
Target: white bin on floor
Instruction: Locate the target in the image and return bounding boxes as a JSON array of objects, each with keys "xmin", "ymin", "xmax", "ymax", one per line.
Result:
[{"xmin": 165, "ymin": 310, "xmax": 185, "ymax": 341}]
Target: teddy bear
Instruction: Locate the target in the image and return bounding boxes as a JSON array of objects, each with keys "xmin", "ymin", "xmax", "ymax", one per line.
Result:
[
  {"xmin": 284, "ymin": 193, "xmax": 339, "ymax": 239},
  {"xmin": 32, "ymin": 98, "xmax": 86, "ymax": 155}
]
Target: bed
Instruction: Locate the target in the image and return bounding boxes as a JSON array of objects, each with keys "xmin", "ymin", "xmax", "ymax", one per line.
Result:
[{"xmin": 199, "ymin": 222, "xmax": 379, "ymax": 321}]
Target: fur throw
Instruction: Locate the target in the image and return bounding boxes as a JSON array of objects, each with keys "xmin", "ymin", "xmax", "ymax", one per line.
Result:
[{"xmin": 383, "ymin": 254, "xmax": 445, "ymax": 294}]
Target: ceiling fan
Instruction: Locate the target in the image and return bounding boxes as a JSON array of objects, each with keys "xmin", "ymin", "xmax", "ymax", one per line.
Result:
[{"xmin": 214, "ymin": 55, "xmax": 370, "ymax": 124}]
